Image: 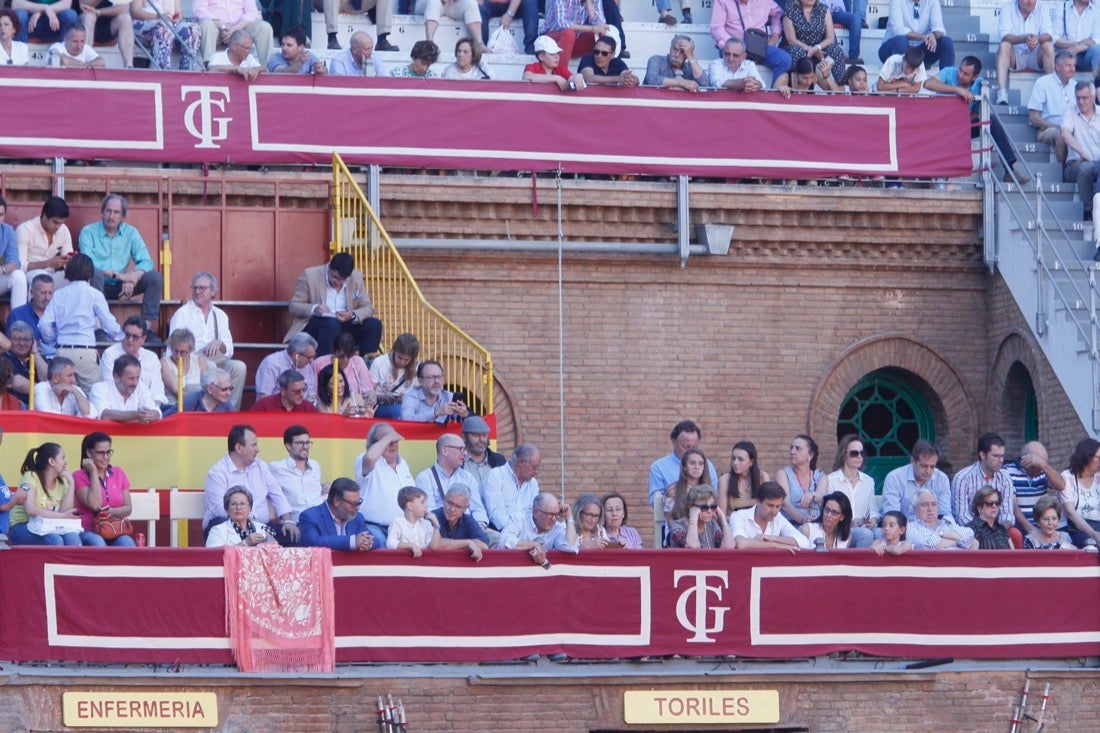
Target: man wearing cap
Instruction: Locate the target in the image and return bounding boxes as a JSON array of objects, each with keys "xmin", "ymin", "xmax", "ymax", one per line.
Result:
[
  {"xmin": 416, "ymin": 433, "xmax": 487, "ymax": 524},
  {"xmin": 461, "ymin": 414, "xmax": 506, "ymax": 496},
  {"xmin": 285, "ymin": 252, "xmax": 382, "ymax": 357},
  {"xmin": 522, "ymin": 35, "xmax": 586, "ymax": 91},
  {"xmin": 354, "ymin": 422, "xmax": 414, "ymax": 546}
]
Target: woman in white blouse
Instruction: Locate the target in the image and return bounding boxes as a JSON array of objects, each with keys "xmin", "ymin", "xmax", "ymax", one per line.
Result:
[
  {"xmin": 827, "ymin": 433, "xmax": 877, "ymax": 546},
  {"xmin": 0, "ymin": 10, "xmax": 30, "ymax": 66}
]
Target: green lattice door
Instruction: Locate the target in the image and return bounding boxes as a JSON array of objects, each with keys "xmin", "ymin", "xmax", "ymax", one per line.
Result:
[{"xmin": 836, "ymin": 369, "xmax": 935, "ymax": 492}]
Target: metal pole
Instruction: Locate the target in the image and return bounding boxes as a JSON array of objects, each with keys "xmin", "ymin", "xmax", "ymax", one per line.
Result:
[{"xmin": 676, "ymin": 174, "xmax": 690, "ymax": 269}]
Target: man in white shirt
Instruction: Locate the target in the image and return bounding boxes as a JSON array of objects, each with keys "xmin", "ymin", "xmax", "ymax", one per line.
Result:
[
  {"xmin": 729, "ymin": 482, "xmax": 812, "ymax": 550},
  {"xmin": 168, "ymin": 271, "xmax": 246, "ymax": 409},
  {"xmin": 1028, "ymin": 50, "xmax": 1077, "ymax": 163},
  {"xmin": 208, "ymin": 28, "xmax": 263, "ymax": 80},
  {"xmin": 708, "ymin": 38, "xmax": 765, "ymax": 92},
  {"xmin": 416, "ymin": 433, "xmax": 486, "ymax": 523},
  {"xmin": 996, "ymin": 0, "xmax": 1055, "ymax": 104},
  {"xmin": 1053, "ymin": 0, "xmax": 1100, "ymax": 71},
  {"xmin": 33, "ymin": 356, "xmax": 96, "ymax": 418},
  {"xmin": 483, "ymin": 443, "xmax": 542, "ymax": 547},
  {"xmin": 499, "ymin": 492, "xmax": 579, "ymax": 565},
  {"xmin": 100, "ymin": 316, "xmax": 169, "ymax": 411},
  {"xmin": 353, "ymin": 422, "xmax": 413, "ymax": 547},
  {"xmin": 49, "ymin": 26, "xmax": 105, "ymax": 68},
  {"xmin": 268, "ymin": 424, "xmax": 326, "ymax": 521},
  {"xmin": 89, "ymin": 354, "xmax": 161, "ymax": 424},
  {"xmin": 1063, "ymin": 81, "xmax": 1100, "ymax": 224}
]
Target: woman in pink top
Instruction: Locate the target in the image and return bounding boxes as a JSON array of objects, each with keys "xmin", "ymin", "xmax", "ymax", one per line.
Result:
[{"xmin": 73, "ymin": 431, "xmax": 135, "ymax": 547}]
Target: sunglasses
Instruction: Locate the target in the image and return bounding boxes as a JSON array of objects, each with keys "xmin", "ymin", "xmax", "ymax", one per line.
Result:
[
  {"xmin": 593, "ymin": 49, "xmax": 613, "ymax": 57},
  {"xmin": 694, "ymin": 503, "xmax": 719, "ymax": 511},
  {"xmin": 848, "ymin": 449, "xmax": 865, "ymax": 458},
  {"xmin": 982, "ymin": 500, "xmax": 1002, "ymax": 507}
]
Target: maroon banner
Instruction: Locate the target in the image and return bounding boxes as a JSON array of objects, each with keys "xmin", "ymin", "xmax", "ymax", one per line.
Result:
[
  {"xmin": 1, "ymin": 548, "xmax": 1097, "ymax": 664},
  {"xmin": 0, "ymin": 69, "xmax": 972, "ymax": 178}
]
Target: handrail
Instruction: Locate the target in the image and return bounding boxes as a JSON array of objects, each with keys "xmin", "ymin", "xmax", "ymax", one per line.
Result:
[
  {"xmin": 330, "ymin": 153, "xmax": 494, "ymax": 415},
  {"xmin": 987, "ymin": 88, "xmax": 1100, "ymax": 428}
]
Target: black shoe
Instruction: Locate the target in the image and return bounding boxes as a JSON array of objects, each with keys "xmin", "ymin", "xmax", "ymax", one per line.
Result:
[
  {"xmin": 682, "ymin": 9, "xmax": 693, "ymax": 23},
  {"xmin": 327, "ymin": 33, "xmax": 341, "ymax": 50},
  {"xmin": 845, "ymin": 56, "xmax": 863, "ymax": 65},
  {"xmin": 376, "ymin": 38, "xmax": 399, "ymax": 52},
  {"xmin": 619, "ymin": 49, "xmax": 630, "ymax": 59},
  {"xmin": 1085, "ymin": 210, "xmax": 1093, "ymax": 222}
]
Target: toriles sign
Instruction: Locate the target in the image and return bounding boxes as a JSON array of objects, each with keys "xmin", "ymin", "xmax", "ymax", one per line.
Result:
[{"xmin": 0, "ymin": 69, "xmax": 972, "ymax": 179}]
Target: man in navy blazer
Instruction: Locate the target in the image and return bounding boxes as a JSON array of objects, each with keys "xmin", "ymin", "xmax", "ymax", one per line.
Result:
[{"xmin": 299, "ymin": 477, "xmax": 375, "ymax": 551}]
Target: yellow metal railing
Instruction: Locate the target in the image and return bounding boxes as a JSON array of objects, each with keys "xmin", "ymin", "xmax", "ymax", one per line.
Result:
[{"xmin": 330, "ymin": 153, "xmax": 494, "ymax": 415}]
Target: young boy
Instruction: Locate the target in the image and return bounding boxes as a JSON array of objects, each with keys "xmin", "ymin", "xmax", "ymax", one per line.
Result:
[
  {"xmin": 877, "ymin": 46, "xmax": 927, "ymax": 94},
  {"xmin": 386, "ymin": 486, "xmax": 441, "ymax": 557}
]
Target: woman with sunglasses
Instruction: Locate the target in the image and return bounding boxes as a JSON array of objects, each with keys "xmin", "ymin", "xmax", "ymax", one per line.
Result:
[
  {"xmin": 573, "ymin": 493, "xmax": 609, "ymax": 550},
  {"xmin": 967, "ymin": 485, "xmax": 1013, "ymax": 549},
  {"xmin": 668, "ymin": 485, "xmax": 734, "ymax": 549},
  {"xmin": 826, "ymin": 434, "xmax": 877, "ymax": 546},
  {"xmin": 73, "ymin": 431, "xmax": 136, "ymax": 547},
  {"xmin": 801, "ymin": 491, "xmax": 852, "ymax": 549}
]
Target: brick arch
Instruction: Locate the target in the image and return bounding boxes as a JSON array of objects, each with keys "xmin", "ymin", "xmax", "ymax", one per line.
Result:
[
  {"xmin": 988, "ymin": 331, "xmax": 1044, "ymax": 452},
  {"xmin": 808, "ymin": 334, "xmax": 978, "ymax": 468}
]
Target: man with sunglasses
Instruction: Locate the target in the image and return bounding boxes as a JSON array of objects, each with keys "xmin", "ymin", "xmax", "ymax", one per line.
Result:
[
  {"xmin": 578, "ymin": 34, "xmax": 639, "ymax": 87},
  {"xmin": 300, "ymin": 477, "xmax": 374, "ymax": 551},
  {"xmin": 951, "ymin": 432, "xmax": 1025, "ymax": 531}
]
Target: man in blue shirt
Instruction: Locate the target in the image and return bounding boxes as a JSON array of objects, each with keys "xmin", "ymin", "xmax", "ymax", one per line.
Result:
[
  {"xmin": 78, "ymin": 193, "xmax": 163, "ymax": 338},
  {"xmin": 0, "ymin": 196, "xmax": 27, "ymax": 313},
  {"xmin": 924, "ymin": 55, "xmax": 1030, "ymax": 184}
]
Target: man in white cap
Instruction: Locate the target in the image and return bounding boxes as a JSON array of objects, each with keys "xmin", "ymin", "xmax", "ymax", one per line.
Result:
[{"xmin": 522, "ymin": 35, "xmax": 585, "ymax": 91}]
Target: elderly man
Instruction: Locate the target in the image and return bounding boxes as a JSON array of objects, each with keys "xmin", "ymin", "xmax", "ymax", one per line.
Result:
[
  {"xmin": 354, "ymin": 422, "xmax": 413, "ymax": 546},
  {"xmin": 250, "ymin": 369, "xmax": 318, "ymax": 413},
  {"xmin": 267, "ymin": 25, "xmax": 325, "ymax": 74},
  {"xmin": 183, "ymin": 368, "xmax": 235, "ymax": 412},
  {"xmin": 951, "ymin": 432, "xmax": 1021, "ymax": 530},
  {"xmin": 79, "ymin": 194, "xmax": 162, "ymax": 337},
  {"xmin": 90, "ymin": 354, "xmax": 161, "ymax": 424},
  {"xmin": 878, "ymin": 0, "xmax": 954, "ymax": 68},
  {"xmin": 269, "ymin": 424, "xmax": 326, "ymax": 520},
  {"xmin": 299, "ymin": 477, "xmax": 374, "ymax": 551},
  {"xmin": 169, "ymin": 271, "xmax": 246, "ymax": 409},
  {"xmin": 204, "ymin": 424, "xmax": 299, "ymax": 542},
  {"xmin": 12, "ymin": 0, "xmax": 78, "ymax": 44},
  {"xmin": 33, "ymin": 356, "xmax": 95, "ymax": 418},
  {"xmin": 79, "ymin": 0, "xmax": 134, "ymax": 68},
  {"xmin": 0, "ymin": 197, "xmax": 27, "ymax": 310},
  {"xmin": 433, "ymin": 485, "xmax": 489, "ymax": 560},
  {"xmin": 16, "ymin": 196, "xmax": 72, "ymax": 293},
  {"xmin": 1063, "ymin": 81, "xmax": 1100, "ymax": 222},
  {"xmin": 401, "ymin": 360, "xmax": 469, "ymax": 423},
  {"xmin": 49, "ymin": 26, "xmax": 105, "ymax": 67},
  {"xmin": 256, "ymin": 333, "xmax": 317, "ymax": 403},
  {"xmin": 7, "ymin": 274, "xmax": 52, "ymax": 353},
  {"xmin": 907, "ymin": 488, "xmax": 977, "ymax": 550},
  {"xmin": 710, "ymin": 0, "xmax": 791, "ymax": 85},
  {"xmin": 100, "ymin": 316, "xmax": 168, "ymax": 410},
  {"xmin": 997, "ymin": 0, "xmax": 1055, "ymax": 104},
  {"xmin": 644, "ymin": 34, "xmax": 707, "ymax": 91},
  {"xmin": 460, "ymin": 414, "xmax": 506, "ymax": 494},
  {"xmin": 729, "ymin": 481, "xmax": 811, "ymax": 550},
  {"xmin": 1053, "ymin": 0, "xmax": 1100, "ymax": 71},
  {"xmin": 483, "ymin": 443, "xmax": 541, "ymax": 545},
  {"xmin": 40, "ymin": 254, "xmax": 124, "ymax": 392},
  {"xmin": 285, "ymin": 252, "xmax": 381, "ymax": 358},
  {"xmin": 193, "ymin": 0, "xmax": 272, "ymax": 66},
  {"xmin": 209, "ymin": 28, "xmax": 263, "ymax": 79},
  {"xmin": 328, "ymin": 30, "xmax": 384, "ymax": 76},
  {"xmin": 3, "ymin": 322, "xmax": 45, "ymax": 406},
  {"xmin": 416, "ymin": 433, "xmax": 486, "ymax": 521},
  {"xmin": 1004, "ymin": 441, "xmax": 1065, "ymax": 528},
  {"xmin": 882, "ymin": 440, "xmax": 953, "ymax": 522},
  {"xmin": 647, "ymin": 419, "xmax": 719, "ymax": 507},
  {"xmin": 1028, "ymin": 50, "xmax": 1077, "ymax": 164},
  {"xmin": 500, "ymin": 492, "xmax": 578, "ymax": 566},
  {"xmin": 708, "ymin": 38, "xmax": 766, "ymax": 91}
]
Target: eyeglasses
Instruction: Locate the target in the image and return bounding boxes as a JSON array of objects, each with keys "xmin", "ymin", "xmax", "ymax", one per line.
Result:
[
  {"xmin": 694, "ymin": 503, "xmax": 718, "ymax": 511},
  {"xmin": 443, "ymin": 444, "xmax": 465, "ymax": 452},
  {"xmin": 291, "ymin": 440, "xmax": 313, "ymax": 447},
  {"xmin": 848, "ymin": 449, "xmax": 865, "ymax": 458},
  {"xmin": 342, "ymin": 497, "xmax": 364, "ymax": 507},
  {"xmin": 422, "ymin": 373, "xmax": 445, "ymax": 381},
  {"xmin": 580, "ymin": 511, "xmax": 601, "ymax": 519},
  {"xmin": 982, "ymin": 500, "xmax": 1002, "ymax": 507},
  {"xmin": 123, "ymin": 331, "xmax": 145, "ymax": 341},
  {"xmin": 93, "ymin": 449, "xmax": 114, "ymax": 457},
  {"xmin": 823, "ymin": 507, "xmax": 843, "ymax": 516},
  {"xmin": 593, "ymin": 49, "xmax": 612, "ymax": 57},
  {"xmin": 444, "ymin": 500, "xmax": 469, "ymax": 511},
  {"xmin": 191, "ymin": 284, "xmax": 212, "ymax": 291}
]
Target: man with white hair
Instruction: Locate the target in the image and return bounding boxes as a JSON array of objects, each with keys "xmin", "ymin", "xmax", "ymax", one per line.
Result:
[
  {"xmin": 500, "ymin": 492, "xmax": 579, "ymax": 567},
  {"xmin": 169, "ymin": 271, "xmax": 246, "ymax": 409},
  {"xmin": 33, "ymin": 356, "xmax": 95, "ymax": 418},
  {"xmin": 906, "ymin": 488, "xmax": 976, "ymax": 550},
  {"xmin": 256, "ymin": 333, "xmax": 318, "ymax": 404}
]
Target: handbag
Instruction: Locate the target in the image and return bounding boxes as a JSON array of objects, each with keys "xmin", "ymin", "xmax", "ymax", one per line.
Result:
[
  {"xmin": 94, "ymin": 511, "xmax": 134, "ymax": 541},
  {"xmin": 733, "ymin": 0, "xmax": 769, "ymax": 63},
  {"xmin": 27, "ymin": 516, "xmax": 84, "ymax": 536}
]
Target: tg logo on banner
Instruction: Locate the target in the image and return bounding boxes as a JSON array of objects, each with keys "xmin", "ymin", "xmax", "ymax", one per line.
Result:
[
  {"xmin": 674, "ymin": 570, "xmax": 730, "ymax": 643},
  {"xmin": 181, "ymin": 87, "xmax": 232, "ymax": 149}
]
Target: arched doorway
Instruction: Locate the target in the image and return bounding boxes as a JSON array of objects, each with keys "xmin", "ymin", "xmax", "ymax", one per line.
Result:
[
  {"xmin": 1001, "ymin": 361, "xmax": 1039, "ymax": 449},
  {"xmin": 836, "ymin": 368, "xmax": 936, "ymax": 490}
]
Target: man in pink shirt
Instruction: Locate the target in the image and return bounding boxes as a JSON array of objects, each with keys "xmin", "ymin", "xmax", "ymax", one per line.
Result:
[{"xmin": 192, "ymin": 0, "xmax": 272, "ymax": 67}]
